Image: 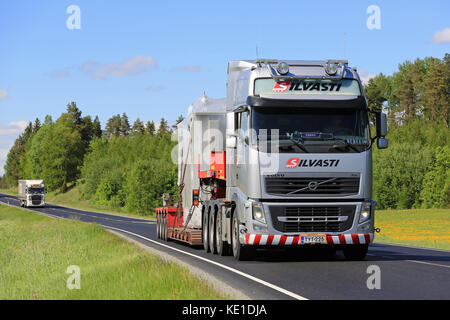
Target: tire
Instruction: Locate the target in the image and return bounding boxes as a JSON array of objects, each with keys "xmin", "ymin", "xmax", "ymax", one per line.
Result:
[
  {"xmin": 216, "ymin": 209, "xmax": 230, "ymax": 256},
  {"xmin": 156, "ymin": 213, "xmax": 161, "ymax": 239},
  {"xmin": 231, "ymin": 212, "xmax": 254, "ymax": 261},
  {"xmin": 343, "ymin": 244, "xmax": 368, "ymax": 261},
  {"xmin": 203, "ymin": 209, "xmax": 210, "ymax": 252},
  {"xmin": 209, "ymin": 209, "xmax": 217, "ymax": 254},
  {"xmin": 163, "ymin": 214, "xmax": 168, "ymax": 241}
]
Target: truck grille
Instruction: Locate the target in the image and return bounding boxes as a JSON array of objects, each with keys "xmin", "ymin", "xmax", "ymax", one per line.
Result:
[
  {"xmin": 269, "ymin": 205, "xmax": 356, "ymax": 233},
  {"xmin": 265, "ymin": 176, "xmax": 360, "ymax": 196},
  {"xmin": 31, "ymin": 195, "xmax": 42, "ymax": 205}
]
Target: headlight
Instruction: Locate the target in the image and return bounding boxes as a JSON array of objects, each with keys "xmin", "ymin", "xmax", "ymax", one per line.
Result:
[
  {"xmin": 359, "ymin": 201, "xmax": 372, "ymax": 223},
  {"xmin": 252, "ymin": 203, "xmax": 266, "ymax": 224}
]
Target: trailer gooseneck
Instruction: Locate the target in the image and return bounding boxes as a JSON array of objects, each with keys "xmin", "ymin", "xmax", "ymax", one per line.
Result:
[{"xmin": 156, "ymin": 59, "xmax": 388, "ymax": 261}]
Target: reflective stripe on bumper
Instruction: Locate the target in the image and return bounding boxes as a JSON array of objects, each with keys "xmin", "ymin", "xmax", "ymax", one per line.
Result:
[{"xmin": 245, "ymin": 233, "xmax": 374, "ymax": 245}]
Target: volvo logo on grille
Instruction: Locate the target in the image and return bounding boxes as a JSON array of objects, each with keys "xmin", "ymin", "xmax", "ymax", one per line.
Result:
[{"xmin": 307, "ymin": 181, "xmax": 319, "ymax": 191}]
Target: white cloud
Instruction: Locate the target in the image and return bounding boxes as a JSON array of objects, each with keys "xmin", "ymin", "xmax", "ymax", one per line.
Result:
[
  {"xmin": 0, "ymin": 88, "xmax": 8, "ymax": 100},
  {"xmin": 358, "ymin": 68, "xmax": 376, "ymax": 85},
  {"xmin": 80, "ymin": 55, "xmax": 158, "ymax": 79},
  {"xmin": 0, "ymin": 121, "xmax": 28, "ymax": 176},
  {"xmin": 432, "ymin": 28, "xmax": 450, "ymax": 44}
]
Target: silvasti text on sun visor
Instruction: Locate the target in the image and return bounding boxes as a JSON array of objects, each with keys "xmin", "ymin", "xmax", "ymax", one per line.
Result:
[{"xmin": 254, "ymin": 78, "xmax": 361, "ymax": 96}]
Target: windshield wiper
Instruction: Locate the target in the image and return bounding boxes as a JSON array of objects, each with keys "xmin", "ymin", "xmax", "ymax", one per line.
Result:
[
  {"xmin": 288, "ymin": 138, "xmax": 310, "ymax": 153},
  {"xmin": 327, "ymin": 137, "xmax": 360, "ymax": 153},
  {"xmin": 284, "ymin": 134, "xmax": 310, "ymax": 153},
  {"xmin": 264, "ymin": 135, "xmax": 310, "ymax": 153}
]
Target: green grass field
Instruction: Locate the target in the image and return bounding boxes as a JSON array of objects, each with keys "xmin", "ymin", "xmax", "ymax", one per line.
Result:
[
  {"xmin": 0, "ymin": 204, "xmax": 225, "ymax": 300},
  {"xmin": 374, "ymin": 208, "xmax": 450, "ymax": 250}
]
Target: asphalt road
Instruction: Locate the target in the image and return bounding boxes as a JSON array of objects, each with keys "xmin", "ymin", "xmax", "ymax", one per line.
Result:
[{"xmin": 1, "ymin": 192, "xmax": 449, "ymax": 300}]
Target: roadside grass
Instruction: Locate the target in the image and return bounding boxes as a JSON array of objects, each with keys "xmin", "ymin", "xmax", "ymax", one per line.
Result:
[
  {"xmin": 374, "ymin": 208, "xmax": 450, "ymax": 250},
  {"xmin": 0, "ymin": 204, "xmax": 226, "ymax": 300},
  {"xmin": 0, "ymin": 186, "xmax": 154, "ymax": 220}
]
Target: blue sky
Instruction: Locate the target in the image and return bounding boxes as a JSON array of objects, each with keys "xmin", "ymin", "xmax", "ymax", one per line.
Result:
[{"xmin": 0, "ymin": 0, "xmax": 449, "ymax": 174}]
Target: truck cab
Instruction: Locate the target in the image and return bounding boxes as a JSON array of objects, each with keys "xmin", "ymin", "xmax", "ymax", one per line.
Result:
[
  {"xmin": 225, "ymin": 60, "xmax": 388, "ymax": 260},
  {"xmin": 18, "ymin": 180, "xmax": 46, "ymax": 208}
]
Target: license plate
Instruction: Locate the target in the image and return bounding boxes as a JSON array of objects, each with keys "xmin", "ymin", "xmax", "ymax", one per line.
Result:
[{"xmin": 301, "ymin": 235, "xmax": 327, "ymax": 244}]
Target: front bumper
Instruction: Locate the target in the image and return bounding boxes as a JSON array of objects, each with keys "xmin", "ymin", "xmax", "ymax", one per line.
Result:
[{"xmin": 245, "ymin": 233, "xmax": 374, "ymax": 246}]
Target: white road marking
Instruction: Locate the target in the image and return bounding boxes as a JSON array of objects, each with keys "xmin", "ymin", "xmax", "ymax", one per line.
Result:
[
  {"xmin": 367, "ymin": 253, "xmax": 450, "ymax": 269},
  {"xmin": 405, "ymin": 260, "xmax": 450, "ymax": 269},
  {"xmin": 102, "ymin": 225, "xmax": 309, "ymax": 300}
]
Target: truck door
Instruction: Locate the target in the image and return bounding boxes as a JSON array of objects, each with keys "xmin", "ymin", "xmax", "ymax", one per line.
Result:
[{"xmin": 236, "ymin": 111, "xmax": 250, "ymax": 191}]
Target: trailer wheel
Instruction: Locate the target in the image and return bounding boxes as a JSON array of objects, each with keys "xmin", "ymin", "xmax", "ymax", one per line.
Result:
[
  {"xmin": 216, "ymin": 209, "xmax": 230, "ymax": 256},
  {"xmin": 202, "ymin": 209, "xmax": 210, "ymax": 252},
  {"xmin": 343, "ymin": 244, "xmax": 368, "ymax": 261},
  {"xmin": 208, "ymin": 209, "xmax": 217, "ymax": 254},
  {"xmin": 231, "ymin": 212, "xmax": 254, "ymax": 261},
  {"xmin": 162, "ymin": 214, "xmax": 168, "ymax": 241}
]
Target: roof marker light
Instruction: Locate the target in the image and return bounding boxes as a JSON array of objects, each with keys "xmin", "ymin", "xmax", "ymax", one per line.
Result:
[
  {"xmin": 325, "ymin": 62, "xmax": 340, "ymax": 75},
  {"xmin": 276, "ymin": 62, "xmax": 289, "ymax": 75}
]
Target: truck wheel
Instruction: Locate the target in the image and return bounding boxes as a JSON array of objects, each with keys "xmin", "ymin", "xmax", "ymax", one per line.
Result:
[
  {"xmin": 156, "ymin": 213, "xmax": 161, "ymax": 239},
  {"xmin": 202, "ymin": 209, "xmax": 210, "ymax": 252},
  {"xmin": 231, "ymin": 213, "xmax": 254, "ymax": 261},
  {"xmin": 163, "ymin": 214, "xmax": 168, "ymax": 241},
  {"xmin": 343, "ymin": 244, "xmax": 369, "ymax": 261},
  {"xmin": 209, "ymin": 210, "xmax": 217, "ymax": 254},
  {"xmin": 216, "ymin": 210, "xmax": 230, "ymax": 256}
]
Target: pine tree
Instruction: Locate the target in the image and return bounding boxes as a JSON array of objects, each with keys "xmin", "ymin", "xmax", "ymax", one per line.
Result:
[
  {"xmin": 132, "ymin": 118, "xmax": 145, "ymax": 134},
  {"xmin": 146, "ymin": 121, "xmax": 155, "ymax": 135},
  {"xmin": 92, "ymin": 116, "xmax": 102, "ymax": 138},
  {"xmin": 33, "ymin": 118, "xmax": 41, "ymax": 133},
  {"xmin": 120, "ymin": 113, "xmax": 131, "ymax": 136},
  {"xmin": 105, "ymin": 114, "xmax": 122, "ymax": 138},
  {"xmin": 157, "ymin": 118, "xmax": 169, "ymax": 137}
]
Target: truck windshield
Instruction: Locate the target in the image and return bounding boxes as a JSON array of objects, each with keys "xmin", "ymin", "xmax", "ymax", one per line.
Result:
[
  {"xmin": 251, "ymin": 107, "xmax": 370, "ymax": 153},
  {"xmin": 28, "ymin": 188, "xmax": 44, "ymax": 194}
]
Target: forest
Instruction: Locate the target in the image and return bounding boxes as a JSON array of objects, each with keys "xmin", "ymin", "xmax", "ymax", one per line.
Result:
[{"xmin": 1, "ymin": 55, "xmax": 448, "ymax": 214}]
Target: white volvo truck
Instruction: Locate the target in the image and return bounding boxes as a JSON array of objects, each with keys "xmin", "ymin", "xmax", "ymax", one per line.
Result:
[
  {"xmin": 156, "ymin": 59, "xmax": 388, "ymax": 261},
  {"xmin": 18, "ymin": 180, "xmax": 46, "ymax": 208}
]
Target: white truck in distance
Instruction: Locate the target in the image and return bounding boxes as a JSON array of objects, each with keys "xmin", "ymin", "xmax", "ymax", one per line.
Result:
[{"xmin": 18, "ymin": 180, "xmax": 46, "ymax": 208}]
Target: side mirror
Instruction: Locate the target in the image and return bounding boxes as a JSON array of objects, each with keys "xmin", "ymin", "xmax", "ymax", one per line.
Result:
[
  {"xmin": 376, "ymin": 112, "xmax": 388, "ymax": 137},
  {"xmin": 377, "ymin": 137, "xmax": 388, "ymax": 149},
  {"xmin": 226, "ymin": 136, "xmax": 237, "ymax": 149}
]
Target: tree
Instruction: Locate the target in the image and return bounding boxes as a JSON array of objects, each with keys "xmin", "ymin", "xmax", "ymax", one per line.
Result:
[
  {"xmin": 33, "ymin": 118, "xmax": 41, "ymax": 133},
  {"xmin": 146, "ymin": 121, "xmax": 155, "ymax": 135},
  {"xmin": 157, "ymin": 118, "xmax": 169, "ymax": 137},
  {"xmin": 132, "ymin": 118, "xmax": 145, "ymax": 134},
  {"xmin": 39, "ymin": 114, "xmax": 84, "ymax": 192},
  {"xmin": 44, "ymin": 115, "xmax": 53, "ymax": 125},
  {"xmin": 391, "ymin": 59, "xmax": 424, "ymax": 124},
  {"xmin": 92, "ymin": 115, "xmax": 102, "ymax": 138},
  {"xmin": 120, "ymin": 113, "xmax": 131, "ymax": 136},
  {"xmin": 420, "ymin": 146, "xmax": 450, "ymax": 208},
  {"xmin": 420, "ymin": 57, "xmax": 449, "ymax": 127},
  {"xmin": 66, "ymin": 101, "xmax": 82, "ymax": 126},
  {"xmin": 105, "ymin": 114, "xmax": 122, "ymax": 138}
]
